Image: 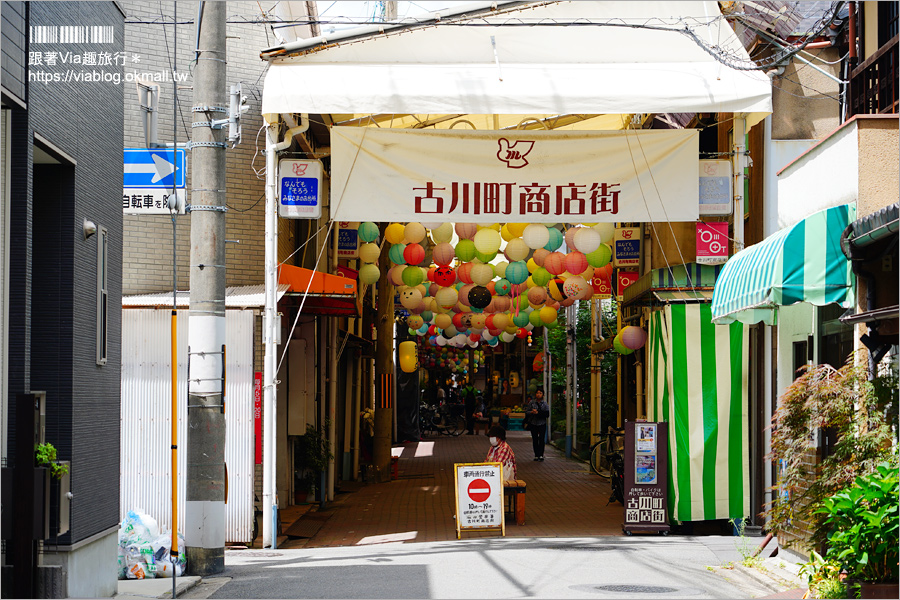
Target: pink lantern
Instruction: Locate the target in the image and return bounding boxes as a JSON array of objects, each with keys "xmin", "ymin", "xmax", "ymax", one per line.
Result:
[
  {"xmin": 620, "ymin": 326, "xmax": 648, "ymax": 350},
  {"xmin": 564, "ymin": 227, "xmax": 579, "ymax": 250},
  {"xmin": 457, "ymin": 283, "xmax": 475, "ymax": 307},
  {"xmin": 433, "ymin": 242, "xmax": 455, "ymax": 266},
  {"xmin": 565, "ymin": 251, "xmax": 588, "ymax": 275},
  {"xmin": 455, "ymin": 223, "xmax": 477, "ymax": 240},
  {"xmin": 532, "ymin": 248, "xmax": 550, "ymax": 266}
]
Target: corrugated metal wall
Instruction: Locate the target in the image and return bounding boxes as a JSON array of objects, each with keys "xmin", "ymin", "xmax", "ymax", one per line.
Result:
[{"xmin": 121, "ymin": 308, "xmax": 255, "ymax": 542}]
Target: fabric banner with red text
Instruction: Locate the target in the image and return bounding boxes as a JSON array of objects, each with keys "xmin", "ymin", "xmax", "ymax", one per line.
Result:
[{"xmin": 330, "ymin": 127, "xmax": 699, "ymax": 224}]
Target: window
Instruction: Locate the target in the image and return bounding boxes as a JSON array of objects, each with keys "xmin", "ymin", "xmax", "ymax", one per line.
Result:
[
  {"xmin": 96, "ymin": 226, "xmax": 108, "ymax": 365},
  {"xmin": 878, "ymin": 1, "xmax": 899, "ymax": 47}
]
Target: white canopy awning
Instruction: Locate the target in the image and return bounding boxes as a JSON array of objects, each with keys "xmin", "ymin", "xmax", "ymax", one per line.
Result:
[{"xmin": 261, "ymin": 1, "xmax": 772, "ymax": 123}]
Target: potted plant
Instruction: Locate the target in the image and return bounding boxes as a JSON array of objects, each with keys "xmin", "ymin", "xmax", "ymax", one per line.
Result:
[
  {"xmin": 294, "ymin": 422, "xmax": 332, "ymax": 503},
  {"xmin": 814, "ymin": 463, "xmax": 898, "ymax": 599},
  {"xmin": 35, "ymin": 442, "xmax": 68, "ymax": 479}
]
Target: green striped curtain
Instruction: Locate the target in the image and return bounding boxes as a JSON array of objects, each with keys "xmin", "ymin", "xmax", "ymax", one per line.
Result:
[{"xmin": 648, "ymin": 304, "xmax": 749, "ymax": 522}]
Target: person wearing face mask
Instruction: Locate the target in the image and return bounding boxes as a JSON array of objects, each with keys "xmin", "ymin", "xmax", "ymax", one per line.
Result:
[{"xmin": 485, "ymin": 425, "xmax": 517, "ymax": 482}]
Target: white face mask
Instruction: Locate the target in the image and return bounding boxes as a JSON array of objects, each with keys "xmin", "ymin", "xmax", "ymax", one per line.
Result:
[{"xmin": 489, "ymin": 437, "xmax": 499, "ymax": 447}]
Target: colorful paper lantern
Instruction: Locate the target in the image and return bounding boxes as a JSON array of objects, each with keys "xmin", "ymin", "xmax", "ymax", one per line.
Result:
[
  {"xmin": 431, "ymin": 222, "xmax": 454, "ymax": 243},
  {"xmin": 544, "ymin": 252, "xmax": 567, "ymax": 275},
  {"xmin": 407, "ymin": 315, "xmax": 424, "ymax": 329},
  {"xmin": 433, "ymin": 242, "xmax": 455, "ymax": 266},
  {"xmin": 527, "ymin": 286, "xmax": 547, "ymax": 306},
  {"xmin": 470, "ymin": 263, "xmax": 495, "ymax": 286},
  {"xmin": 388, "ymin": 243, "xmax": 407, "ymax": 265},
  {"xmin": 544, "ymin": 227, "xmax": 563, "ymax": 251},
  {"xmin": 532, "ymin": 248, "xmax": 550, "ymax": 266},
  {"xmin": 522, "ymin": 224, "xmax": 550, "ymax": 249},
  {"xmin": 494, "ymin": 279, "xmax": 511, "ymax": 296},
  {"xmin": 504, "ymin": 238, "xmax": 529, "ymax": 262},
  {"xmin": 434, "ymin": 266, "xmax": 456, "ymax": 287},
  {"xmin": 507, "ymin": 223, "xmax": 527, "ymax": 237},
  {"xmin": 403, "ymin": 243, "xmax": 425, "ymax": 266},
  {"xmin": 468, "ymin": 286, "xmax": 492, "ymax": 309},
  {"xmin": 455, "ymin": 222, "xmax": 477, "ymax": 240},
  {"xmin": 404, "ymin": 222, "xmax": 426, "ymax": 244},
  {"xmin": 385, "ymin": 223, "xmax": 406, "ymax": 245},
  {"xmin": 532, "ymin": 267, "xmax": 552, "ymax": 287},
  {"xmin": 613, "ymin": 334, "xmax": 635, "ymax": 355},
  {"xmin": 435, "ymin": 286, "xmax": 459, "ymax": 309},
  {"xmin": 574, "ymin": 227, "xmax": 602, "ymax": 254},
  {"xmin": 539, "ymin": 306, "xmax": 558, "ymax": 324},
  {"xmin": 399, "ymin": 341, "xmax": 419, "ymax": 372},
  {"xmin": 456, "ymin": 262, "xmax": 474, "ymax": 284},
  {"xmin": 565, "ymin": 251, "xmax": 588, "ymax": 275},
  {"xmin": 620, "ymin": 326, "xmax": 648, "ymax": 350},
  {"xmin": 473, "ymin": 228, "xmax": 502, "ymax": 254},
  {"xmin": 359, "ymin": 242, "xmax": 380, "ymax": 263},
  {"xmin": 456, "ymin": 239, "xmax": 477, "ymax": 262},
  {"xmin": 505, "ymin": 261, "xmax": 529, "ymax": 285},
  {"xmin": 586, "ymin": 243, "xmax": 612, "ymax": 268},
  {"xmin": 593, "ymin": 222, "xmax": 615, "ymax": 244},
  {"xmin": 358, "ymin": 222, "xmax": 380, "ymax": 243},
  {"xmin": 359, "ymin": 263, "xmax": 380, "ymax": 285},
  {"xmin": 402, "ymin": 265, "xmax": 424, "ymax": 287}
]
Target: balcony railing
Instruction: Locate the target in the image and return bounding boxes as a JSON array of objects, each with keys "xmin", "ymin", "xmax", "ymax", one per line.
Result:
[{"xmin": 849, "ymin": 34, "xmax": 899, "ymax": 117}]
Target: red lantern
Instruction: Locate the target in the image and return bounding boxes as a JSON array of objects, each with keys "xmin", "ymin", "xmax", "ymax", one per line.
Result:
[
  {"xmin": 456, "ymin": 262, "xmax": 474, "ymax": 284},
  {"xmin": 403, "ymin": 243, "xmax": 425, "ymax": 266},
  {"xmin": 565, "ymin": 251, "xmax": 588, "ymax": 275},
  {"xmin": 544, "ymin": 252, "xmax": 567, "ymax": 275},
  {"xmin": 434, "ymin": 266, "xmax": 456, "ymax": 287},
  {"xmin": 516, "ymin": 328, "xmax": 529, "ymax": 339}
]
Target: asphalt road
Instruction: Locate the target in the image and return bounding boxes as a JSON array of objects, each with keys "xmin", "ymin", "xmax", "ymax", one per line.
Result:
[{"xmin": 179, "ymin": 535, "xmax": 784, "ymax": 599}]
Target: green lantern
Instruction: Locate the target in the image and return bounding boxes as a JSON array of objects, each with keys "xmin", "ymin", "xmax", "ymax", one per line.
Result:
[
  {"xmin": 358, "ymin": 221, "xmax": 380, "ymax": 243},
  {"xmin": 455, "ymin": 239, "xmax": 477, "ymax": 262},
  {"xmin": 402, "ymin": 265, "xmax": 424, "ymax": 287}
]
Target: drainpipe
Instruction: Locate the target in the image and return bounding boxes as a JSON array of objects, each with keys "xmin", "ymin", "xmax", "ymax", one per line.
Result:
[
  {"xmin": 848, "ymin": 2, "xmax": 857, "ymax": 68},
  {"xmin": 262, "ymin": 112, "xmax": 309, "ymax": 548},
  {"xmin": 732, "ymin": 115, "xmax": 747, "ymax": 253}
]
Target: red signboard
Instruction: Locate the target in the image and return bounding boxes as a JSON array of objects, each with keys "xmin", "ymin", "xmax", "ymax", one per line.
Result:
[
  {"xmin": 591, "ymin": 271, "xmax": 613, "ymax": 299},
  {"xmin": 696, "ymin": 222, "xmax": 729, "ymax": 265},
  {"xmin": 617, "ymin": 270, "xmax": 640, "ymax": 300},
  {"xmin": 254, "ymin": 372, "xmax": 262, "ymax": 465}
]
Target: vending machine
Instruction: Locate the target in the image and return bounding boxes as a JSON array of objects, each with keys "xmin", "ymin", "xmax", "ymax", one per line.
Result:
[{"xmin": 622, "ymin": 420, "xmax": 670, "ymax": 535}]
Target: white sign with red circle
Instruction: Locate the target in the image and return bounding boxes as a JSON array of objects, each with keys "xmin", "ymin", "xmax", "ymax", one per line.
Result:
[{"xmin": 455, "ymin": 463, "xmax": 504, "ymax": 533}]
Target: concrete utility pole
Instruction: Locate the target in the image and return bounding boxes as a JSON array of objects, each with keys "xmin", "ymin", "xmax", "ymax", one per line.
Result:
[
  {"xmin": 185, "ymin": 1, "xmax": 226, "ymax": 576},
  {"xmin": 373, "ymin": 229, "xmax": 394, "ymax": 482}
]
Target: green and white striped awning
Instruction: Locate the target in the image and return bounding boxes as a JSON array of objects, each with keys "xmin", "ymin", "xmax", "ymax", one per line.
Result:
[
  {"xmin": 648, "ymin": 304, "xmax": 749, "ymax": 522},
  {"xmin": 711, "ymin": 204, "xmax": 856, "ymax": 325}
]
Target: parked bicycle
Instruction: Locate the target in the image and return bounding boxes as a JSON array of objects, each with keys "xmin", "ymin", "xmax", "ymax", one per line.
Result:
[
  {"xmin": 589, "ymin": 426, "xmax": 625, "ymax": 504},
  {"xmin": 418, "ymin": 401, "xmax": 465, "ymax": 437}
]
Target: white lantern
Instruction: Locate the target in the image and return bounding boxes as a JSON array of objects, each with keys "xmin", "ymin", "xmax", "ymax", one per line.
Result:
[{"xmin": 522, "ymin": 224, "xmax": 550, "ymax": 249}]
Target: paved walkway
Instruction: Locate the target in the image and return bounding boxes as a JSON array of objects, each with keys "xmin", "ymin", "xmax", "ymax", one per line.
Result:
[{"xmin": 280, "ymin": 430, "xmax": 623, "ymax": 548}]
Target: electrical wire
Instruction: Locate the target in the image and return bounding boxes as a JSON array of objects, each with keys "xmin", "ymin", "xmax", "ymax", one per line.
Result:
[{"xmin": 159, "ymin": 1, "xmax": 192, "ymax": 141}]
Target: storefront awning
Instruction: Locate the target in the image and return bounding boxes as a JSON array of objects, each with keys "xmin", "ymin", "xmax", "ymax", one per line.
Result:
[
  {"xmin": 278, "ymin": 264, "xmax": 359, "ymax": 317},
  {"xmin": 623, "ymin": 262, "xmax": 723, "ymax": 307},
  {"xmin": 260, "ymin": 1, "xmax": 771, "ymax": 124},
  {"xmin": 711, "ymin": 204, "xmax": 856, "ymax": 325}
]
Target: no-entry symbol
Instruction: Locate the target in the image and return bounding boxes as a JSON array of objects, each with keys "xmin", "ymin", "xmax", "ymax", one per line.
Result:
[{"xmin": 467, "ymin": 478, "xmax": 491, "ymax": 502}]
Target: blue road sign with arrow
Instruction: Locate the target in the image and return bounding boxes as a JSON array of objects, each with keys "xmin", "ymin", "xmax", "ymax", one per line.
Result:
[{"xmin": 123, "ymin": 149, "xmax": 186, "ymax": 189}]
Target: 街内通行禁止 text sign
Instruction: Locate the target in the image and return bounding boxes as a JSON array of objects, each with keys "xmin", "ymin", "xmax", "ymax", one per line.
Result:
[
  {"xmin": 454, "ymin": 463, "xmax": 504, "ymax": 537},
  {"xmin": 330, "ymin": 128, "xmax": 699, "ymax": 224}
]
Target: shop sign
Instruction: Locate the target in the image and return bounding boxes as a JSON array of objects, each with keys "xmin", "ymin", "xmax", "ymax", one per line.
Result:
[
  {"xmin": 698, "ymin": 160, "xmax": 733, "ymax": 216},
  {"xmin": 331, "ymin": 127, "xmax": 699, "ymax": 223},
  {"xmin": 616, "ymin": 270, "xmax": 639, "ymax": 301},
  {"xmin": 254, "ymin": 372, "xmax": 262, "ymax": 465},
  {"xmin": 278, "ymin": 159, "xmax": 323, "ymax": 219},
  {"xmin": 614, "ymin": 227, "xmax": 640, "ymax": 268},
  {"xmin": 696, "ymin": 222, "xmax": 729, "ymax": 265},
  {"xmin": 337, "ymin": 221, "xmax": 359, "ymax": 259},
  {"xmin": 591, "ymin": 270, "xmax": 613, "ymax": 299}
]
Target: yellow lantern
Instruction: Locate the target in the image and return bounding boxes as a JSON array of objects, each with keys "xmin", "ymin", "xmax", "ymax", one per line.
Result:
[{"xmin": 399, "ymin": 341, "xmax": 419, "ymax": 373}]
